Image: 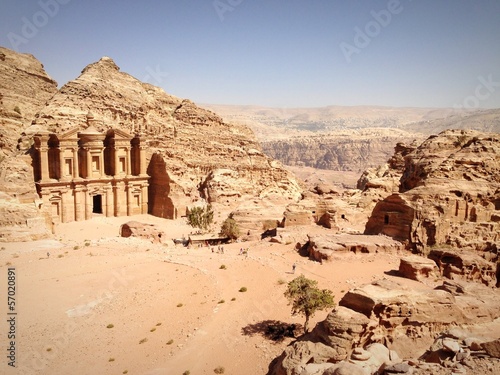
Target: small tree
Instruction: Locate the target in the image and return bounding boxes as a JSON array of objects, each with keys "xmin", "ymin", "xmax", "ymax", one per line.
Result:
[
  {"xmin": 220, "ymin": 217, "xmax": 240, "ymax": 240},
  {"xmin": 187, "ymin": 204, "xmax": 214, "ymax": 231},
  {"xmin": 284, "ymin": 275, "xmax": 335, "ymax": 333}
]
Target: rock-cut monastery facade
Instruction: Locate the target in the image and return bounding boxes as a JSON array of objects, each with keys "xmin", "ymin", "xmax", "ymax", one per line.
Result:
[{"xmin": 33, "ymin": 113, "xmax": 149, "ymax": 223}]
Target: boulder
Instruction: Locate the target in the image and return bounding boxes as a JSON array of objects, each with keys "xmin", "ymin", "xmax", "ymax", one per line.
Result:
[
  {"xmin": 398, "ymin": 255, "xmax": 438, "ymax": 281},
  {"xmin": 120, "ymin": 221, "xmax": 166, "ymax": 243},
  {"xmin": 482, "ymin": 338, "xmax": 500, "ymax": 358}
]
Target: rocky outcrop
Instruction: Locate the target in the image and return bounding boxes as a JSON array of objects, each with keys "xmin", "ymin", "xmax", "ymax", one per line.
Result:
[
  {"xmin": 365, "ymin": 130, "xmax": 500, "ymax": 259},
  {"xmin": 119, "ymin": 221, "xmax": 166, "ymax": 243},
  {"xmin": 0, "ymin": 47, "xmax": 58, "ymax": 241},
  {"xmin": 428, "ymin": 249, "xmax": 498, "ymax": 287},
  {"xmin": 398, "ymin": 255, "xmax": 439, "ymax": 282},
  {"xmin": 269, "ymin": 279, "xmax": 500, "ymax": 375},
  {"xmin": 306, "ymin": 234, "xmax": 403, "ymax": 262},
  {"xmin": 262, "ymin": 130, "xmax": 420, "ymax": 173}
]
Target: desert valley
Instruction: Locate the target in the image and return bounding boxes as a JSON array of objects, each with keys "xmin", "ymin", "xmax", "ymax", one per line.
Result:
[{"xmin": 0, "ymin": 45, "xmax": 500, "ymax": 375}]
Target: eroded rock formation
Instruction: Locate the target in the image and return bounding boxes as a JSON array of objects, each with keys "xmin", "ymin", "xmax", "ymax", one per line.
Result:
[
  {"xmin": 269, "ymin": 279, "xmax": 500, "ymax": 375},
  {"xmin": 0, "ymin": 47, "xmax": 58, "ymax": 241},
  {"xmin": 365, "ymin": 130, "xmax": 499, "ymax": 254}
]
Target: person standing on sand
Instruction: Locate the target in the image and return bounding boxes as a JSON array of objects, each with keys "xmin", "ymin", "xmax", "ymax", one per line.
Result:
[{"xmin": 292, "ymin": 263, "xmax": 296, "ymax": 274}]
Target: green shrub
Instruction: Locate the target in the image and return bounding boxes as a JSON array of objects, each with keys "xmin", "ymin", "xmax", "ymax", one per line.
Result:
[
  {"xmin": 220, "ymin": 217, "xmax": 240, "ymax": 240},
  {"xmin": 214, "ymin": 366, "xmax": 225, "ymax": 374},
  {"xmin": 262, "ymin": 219, "xmax": 278, "ymax": 231},
  {"xmin": 187, "ymin": 205, "xmax": 214, "ymax": 231}
]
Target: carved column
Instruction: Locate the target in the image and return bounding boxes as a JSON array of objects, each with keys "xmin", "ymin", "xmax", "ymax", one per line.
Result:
[
  {"xmin": 126, "ymin": 183, "xmax": 132, "ymax": 216},
  {"xmin": 72, "ymin": 148, "xmax": 80, "ymax": 179},
  {"xmin": 60, "ymin": 190, "xmax": 67, "ymax": 223},
  {"xmin": 139, "ymin": 145, "xmax": 147, "ymax": 176},
  {"xmin": 114, "ymin": 147, "xmax": 120, "ymax": 176},
  {"xmin": 85, "ymin": 190, "xmax": 92, "ymax": 220},
  {"xmin": 126, "ymin": 147, "xmax": 132, "ymax": 176},
  {"xmin": 86, "ymin": 148, "xmax": 92, "ymax": 179},
  {"xmin": 105, "ymin": 186, "xmax": 114, "ymax": 217},
  {"xmin": 40, "ymin": 146, "xmax": 50, "ymax": 182},
  {"xmin": 141, "ymin": 182, "xmax": 149, "ymax": 214},
  {"xmin": 99, "ymin": 147, "xmax": 105, "ymax": 177},
  {"xmin": 59, "ymin": 147, "xmax": 65, "ymax": 181},
  {"xmin": 114, "ymin": 183, "xmax": 121, "ymax": 216},
  {"xmin": 74, "ymin": 186, "xmax": 84, "ymax": 221}
]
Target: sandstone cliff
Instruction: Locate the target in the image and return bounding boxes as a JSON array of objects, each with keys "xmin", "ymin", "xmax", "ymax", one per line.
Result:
[
  {"xmin": 1, "ymin": 49, "xmax": 302, "ymax": 240},
  {"xmin": 365, "ymin": 130, "xmax": 500, "ymax": 253},
  {"xmin": 262, "ymin": 130, "xmax": 421, "ymax": 173},
  {"xmin": 0, "ymin": 47, "xmax": 58, "ymax": 241}
]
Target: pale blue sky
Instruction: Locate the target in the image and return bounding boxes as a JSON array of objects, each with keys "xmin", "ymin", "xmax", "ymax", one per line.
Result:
[{"xmin": 1, "ymin": 0, "xmax": 499, "ymax": 108}]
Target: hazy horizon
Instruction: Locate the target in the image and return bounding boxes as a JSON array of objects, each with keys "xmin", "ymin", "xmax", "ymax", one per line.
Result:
[{"xmin": 1, "ymin": 0, "xmax": 499, "ymax": 109}]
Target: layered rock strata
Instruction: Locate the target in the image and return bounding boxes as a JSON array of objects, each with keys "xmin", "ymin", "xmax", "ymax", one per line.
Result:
[{"xmin": 0, "ymin": 47, "xmax": 58, "ymax": 241}]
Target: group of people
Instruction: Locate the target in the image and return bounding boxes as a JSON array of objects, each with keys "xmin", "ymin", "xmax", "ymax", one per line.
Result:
[{"xmin": 211, "ymin": 245, "xmax": 225, "ymax": 254}]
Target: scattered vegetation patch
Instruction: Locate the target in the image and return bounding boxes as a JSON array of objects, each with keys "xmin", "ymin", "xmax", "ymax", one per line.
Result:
[
  {"xmin": 167, "ymin": 339, "xmax": 174, "ymax": 345},
  {"xmin": 150, "ymin": 327, "xmax": 156, "ymax": 332},
  {"xmin": 84, "ymin": 242, "xmax": 90, "ymax": 247},
  {"xmin": 277, "ymin": 278, "xmax": 286, "ymax": 285},
  {"xmin": 122, "ymin": 371, "xmax": 128, "ymax": 374},
  {"xmin": 106, "ymin": 324, "xmax": 114, "ymax": 329},
  {"xmin": 239, "ymin": 287, "xmax": 247, "ymax": 293},
  {"xmin": 46, "ymin": 348, "xmax": 52, "ymax": 352},
  {"xmin": 177, "ymin": 303, "xmax": 183, "ymax": 307},
  {"xmin": 139, "ymin": 338, "xmax": 148, "ymax": 344},
  {"xmin": 183, "ymin": 371, "xmax": 190, "ymax": 375},
  {"xmin": 57, "ymin": 254, "xmax": 64, "ymax": 258},
  {"xmin": 13, "ymin": 105, "xmax": 21, "ymax": 115},
  {"xmin": 156, "ymin": 322, "xmax": 162, "ymax": 326},
  {"xmin": 262, "ymin": 219, "xmax": 278, "ymax": 231},
  {"xmin": 218, "ymin": 299, "xmax": 225, "ymax": 304},
  {"xmin": 214, "ymin": 366, "xmax": 225, "ymax": 374},
  {"xmin": 231, "ymin": 297, "xmax": 236, "ymax": 301},
  {"xmin": 108, "ymin": 358, "xmax": 115, "ymax": 362},
  {"xmin": 219, "ymin": 264, "xmax": 226, "ymax": 270}
]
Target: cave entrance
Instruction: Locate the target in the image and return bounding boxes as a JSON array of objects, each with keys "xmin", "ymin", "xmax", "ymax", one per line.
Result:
[{"xmin": 93, "ymin": 194, "xmax": 103, "ymax": 214}]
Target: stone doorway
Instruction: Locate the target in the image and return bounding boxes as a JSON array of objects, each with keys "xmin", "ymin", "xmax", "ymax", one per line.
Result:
[{"xmin": 93, "ymin": 194, "xmax": 103, "ymax": 214}]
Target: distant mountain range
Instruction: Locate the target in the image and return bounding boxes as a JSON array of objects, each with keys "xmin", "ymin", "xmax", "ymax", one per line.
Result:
[
  {"xmin": 200, "ymin": 104, "xmax": 500, "ymax": 172},
  {"xmin": 200, "ymin": 104, "xmax": 500, "ymax": 139}
]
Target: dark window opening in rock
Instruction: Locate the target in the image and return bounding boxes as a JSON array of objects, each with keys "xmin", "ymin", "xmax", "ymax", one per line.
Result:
[
  {"xmin": 469, "ymin": 207, "xmax": 477, "ymax": 222},
  {"xmin": 384, "ymin": 215, "xmax": 389, "ymax": 225},
  {"xmin": 341, "ymin": 214, "xmax": 346, "ymax": 219},
  {"xmin": 312, "ymin": 211, "xmax": 316, "ymax": 214},
  {"xmin": 93, "ymin": 194, "xmax": 103, "ymax": 214}
]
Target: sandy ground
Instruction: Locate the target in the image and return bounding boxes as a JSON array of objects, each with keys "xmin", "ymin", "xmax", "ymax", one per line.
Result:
[{"xmin": 0, "ymin": 214, "xmax": 424, "ymax": 375}]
